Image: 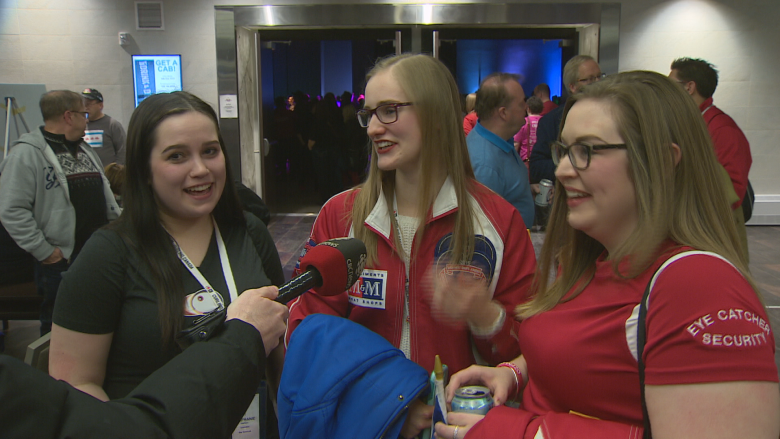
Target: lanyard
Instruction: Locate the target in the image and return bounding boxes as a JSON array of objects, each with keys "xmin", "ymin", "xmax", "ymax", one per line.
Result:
[
  {"xmin": 170, "ymin": 217, "xmax": 238, "ymax": 303},
  {"xmin": 701, "ymin": 104, "xmax": 714, "ymax": 116}
]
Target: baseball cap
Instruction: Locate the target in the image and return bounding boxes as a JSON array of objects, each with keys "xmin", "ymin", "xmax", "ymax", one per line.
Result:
[{"xmin": 82, "ymin": 88, "xmax": 103, "ymax": 102}]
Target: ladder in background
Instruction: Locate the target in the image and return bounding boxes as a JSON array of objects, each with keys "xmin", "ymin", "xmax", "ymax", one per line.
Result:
[{"xmin": 3, "ymin": 97, "xmax": 30, "ymax": 160}]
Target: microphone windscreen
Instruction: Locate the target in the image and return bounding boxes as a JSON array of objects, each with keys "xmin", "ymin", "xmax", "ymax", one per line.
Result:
[{"xmin": 300, "ymin": 237, "xmax": 367, "ymax": 296}]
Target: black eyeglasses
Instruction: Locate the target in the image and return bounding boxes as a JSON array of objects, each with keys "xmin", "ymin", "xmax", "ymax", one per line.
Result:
[
  {"xmin": 551, "ymin": 140, "xmax": 627, "ymax": 170},
  {"xmin": 356, "ymin": 102, "xmax": 413, "ymax": 128},
  {"xmin": 577, "ymin": 73, "xmax": 607, "ymax": 85},
  {"xmin": 70, "ymin": 110, "xmax": 89, "ymax": 119}
]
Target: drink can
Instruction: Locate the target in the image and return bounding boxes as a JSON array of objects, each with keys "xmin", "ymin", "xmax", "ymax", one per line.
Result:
[
  {"xmin": 535, "ymin": 178, "xmax": 553, "ymax": 206},
  {"xmin": 451, "ymin": 386, "xmax": 494, "ymax": 415}
]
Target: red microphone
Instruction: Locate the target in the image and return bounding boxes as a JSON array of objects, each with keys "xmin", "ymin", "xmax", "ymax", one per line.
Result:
[{"xmin": 275, "ymin": 237, "xmax": 367, "ymax": 304}]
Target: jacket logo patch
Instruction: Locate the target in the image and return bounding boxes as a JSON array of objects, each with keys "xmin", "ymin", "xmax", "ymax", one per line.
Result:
[
  {"xmin": 348, "ymin": 269, "xmax": 387, "ymax": 309},
  {"xmin": 434, "ymin": 234, "xmax": 497, "ymax": 283},
  {"xmin": 295, "ymin": 238, "xmax": 317, "ymax": 271}
]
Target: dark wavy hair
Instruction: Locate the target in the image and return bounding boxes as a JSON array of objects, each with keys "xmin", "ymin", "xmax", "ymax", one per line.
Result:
[
  {"xmin": 110, "ymin": 91, "xmax": 244, "ymax": 344},
  {"xmin": 670, "ymin": 57, "xmax": 719, "ymax": 99}
]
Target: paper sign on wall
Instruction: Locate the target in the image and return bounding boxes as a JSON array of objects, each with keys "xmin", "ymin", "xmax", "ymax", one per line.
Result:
[{"xmin": 220, "ymin": 94, "xmax": 238, "ymax": 118}]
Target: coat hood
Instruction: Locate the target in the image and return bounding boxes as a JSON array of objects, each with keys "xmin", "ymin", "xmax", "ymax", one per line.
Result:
[{"xmin": 278, "ymin": 314, "xmax": 429, "ymax": 439}]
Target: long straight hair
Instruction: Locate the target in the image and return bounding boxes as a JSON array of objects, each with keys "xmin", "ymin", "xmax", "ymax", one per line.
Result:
[
  {"xmin": 110, "ymin": 91, "xmax": 244, "ymax": 344},
  {"xmin": 518, "ymin": 71, "xmax": 757, "ymax": 318},
  {"xmin": 351, "ymin": 54, "xmax": 477, "ymax": 264}
]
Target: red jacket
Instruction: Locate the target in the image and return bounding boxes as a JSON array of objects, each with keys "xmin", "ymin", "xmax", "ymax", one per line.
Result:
[
  {"xmin": 463, "ymin": 112, "xmax": 478, "ymax": 137},
  {"xmin": 285, "ymin": 178, "xmax": 536, "ymax": 374},
  {"xmin": 540, "ymin": 100, "xmax": 558, "ymax": 116},
  {"xmin": 700, "ymin": 97, "xmax": 752, "ymax": 206}
]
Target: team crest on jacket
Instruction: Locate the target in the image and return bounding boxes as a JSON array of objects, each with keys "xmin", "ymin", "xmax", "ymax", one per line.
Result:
[
  {"xmin": 348, "ymin": 269, "xmax": 388, "ymax": 309},
  {"xmin": 295, "ymin": 238, "xmax": 317, "ymax": 271},
  {"xmin": 434, "ymin": 234, "xmax": 496, "ymax": 283}
]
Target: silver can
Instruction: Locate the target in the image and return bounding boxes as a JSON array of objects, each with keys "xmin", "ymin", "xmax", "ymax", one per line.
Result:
[
  {"xmin": 451, "ymin": 386, "xmax": 494, "ymax": 415},
  {"xmin": 535, "ymin": 178, "xmax": 553, "ymax": 206}
]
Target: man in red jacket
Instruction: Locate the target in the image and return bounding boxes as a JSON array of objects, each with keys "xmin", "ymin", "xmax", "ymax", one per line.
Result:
[
  {"xmin": 532, "ymin": 83, "xmax": 557, "ymax": 116},
  {"xmin": 669, "ymin": 57, "xmax": 752, "ymax": 208}
]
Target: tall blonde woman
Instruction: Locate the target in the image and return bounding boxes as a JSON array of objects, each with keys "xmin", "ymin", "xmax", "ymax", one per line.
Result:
[
  {"xmin": 285, "ymin": 54, "xmax": 537, "ymax": 438},
  {"xmin": 463, "ymin": 92, "xmax": 478, "ymax": 136},
  {"xmin": 437, "ymin": 71, "xmax": 779, "ymax": 439}
]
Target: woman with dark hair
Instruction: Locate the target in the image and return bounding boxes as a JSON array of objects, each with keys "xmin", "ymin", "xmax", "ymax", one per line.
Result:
[
  {"xmin": 49, "ymin": 92, "xmax": 287, "ymax": 434},
  {"xmin": 436, "ymin": 71, "xmax": 779, "ymax": 439}
]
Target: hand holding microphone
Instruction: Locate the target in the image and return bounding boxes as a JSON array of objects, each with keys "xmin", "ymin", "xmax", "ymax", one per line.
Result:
[
  {"xmin": 177, "ymin": 237, "xmax": 366, "ymax": 350},
  {"xmin": 226, "ymin": 286, "xmax": 288, "ymax": 356},
  {"xmin": 276, "ymin": 237, "xmax": 367, "ymax": 304}
]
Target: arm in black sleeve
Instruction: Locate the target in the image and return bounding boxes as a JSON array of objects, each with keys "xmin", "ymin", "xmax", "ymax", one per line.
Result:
[
  {"xmin": 0, "ymin": 320, "xmax": 266, "ymax": 439},
  {"xmin": 529, "ymin": 108, "xmax": 562, "ymax": 184},
  {"xmin": 1, "ymin": 355, "xmax": 168, "ymax": 439},
  {"xmin": 245, "ymin": 212, "xmax": 285, "ymax": 285}
]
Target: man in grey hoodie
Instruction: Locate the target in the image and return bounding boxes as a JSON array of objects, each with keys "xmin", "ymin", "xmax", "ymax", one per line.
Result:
[{"xmin": 0, "ymin": 90, "xmax": 120, "ymax": 335}]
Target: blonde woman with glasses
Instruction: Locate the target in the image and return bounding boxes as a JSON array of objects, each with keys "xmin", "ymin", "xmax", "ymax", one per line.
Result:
[
  {"xmin": 436, "ymin": 71, "xmax": 779, "ymax": 439},
  {"xmin": 285, "ymin": 54, "xmax": 537, "ymax": 439}
]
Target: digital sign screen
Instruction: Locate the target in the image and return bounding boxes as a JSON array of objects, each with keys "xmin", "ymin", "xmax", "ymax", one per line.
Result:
[{"xmin": 132, "ymin": 54, "xmax": 183, "ymax": 107}]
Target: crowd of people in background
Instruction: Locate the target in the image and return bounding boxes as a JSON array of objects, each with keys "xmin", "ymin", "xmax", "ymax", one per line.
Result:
[
  {"xmin": 268, "ymin": 90, "xmax": 370, "ymax": 204},
  {"xmin": 268, "ymin": 81, "xmax": 559, "ymax": 211},
  {"xmin": 0, "ymin": 52, "xmax": 775, "ymax": 439}
]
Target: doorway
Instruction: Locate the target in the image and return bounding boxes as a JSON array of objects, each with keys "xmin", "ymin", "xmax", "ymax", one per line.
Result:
[
  {"xmin": 257, "ymin": 28, "xmax": 409, "ymax": 214},
  {"xmin": 215, "ymin": 3, "xmax": 620, "ymax": 215}
]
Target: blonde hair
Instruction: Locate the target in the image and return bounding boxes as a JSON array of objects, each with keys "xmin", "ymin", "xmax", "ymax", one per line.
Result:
[
  {"xmin": 465, "ymin": 93, "xmax": 477, "ymax": 113},
  {"xmin": 563, "ymin": 55, "xmax": 597, "ymax": 92},
  {"xmin": 518, "ymin": 70, "xmax": 757, "ymax": 318},
  {"xmin": 351, "ymin": 54, "xmax": 477, "ymax": 264}
]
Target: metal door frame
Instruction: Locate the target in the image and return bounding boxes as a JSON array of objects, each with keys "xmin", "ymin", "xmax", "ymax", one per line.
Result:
[{"xmin": 215, "ymin": 3, "xmax": 620, "ymax": 198}]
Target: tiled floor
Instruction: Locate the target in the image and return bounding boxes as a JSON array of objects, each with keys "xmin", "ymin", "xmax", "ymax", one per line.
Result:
[
  {"xmin": 3, "ymin": 221, "xmax": 779, "ymax": 380},
  {"xmin": 266, "ymin": 213, "xmax": 317, "ymax": 281}
]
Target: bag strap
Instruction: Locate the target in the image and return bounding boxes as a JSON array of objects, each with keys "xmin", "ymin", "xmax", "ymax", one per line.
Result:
[
  {"xmin": 636, "ymin": 276, "xmax": 660, "ymax": 439},
  {"xmin": 636, "ymin": 250, "xmax": 733, "ymax": 439},
  {"xmin": 637, "ymin": 271, "xmax": 653, "ymax": 439},
  {"xmin": 742, "ymin": 180, "xmax": 755, "ymax": 222}
]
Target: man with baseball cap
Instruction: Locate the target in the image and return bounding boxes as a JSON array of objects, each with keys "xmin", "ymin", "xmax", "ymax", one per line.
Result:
[{"xmin": 82, "ymin": 88, "xmax": 126, "ymax": 166}]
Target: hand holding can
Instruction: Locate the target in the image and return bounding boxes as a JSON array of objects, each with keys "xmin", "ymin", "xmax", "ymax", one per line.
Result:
[
  {"xmin": 451, "ymin": 386, "xmax": 494, "ymax": 415},
  {"xmin": 535, "ymin": 179, "xmax": 554, "ymax": 206}
]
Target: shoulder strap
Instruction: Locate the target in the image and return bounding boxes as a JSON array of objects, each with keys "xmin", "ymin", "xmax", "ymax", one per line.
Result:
[
  {"xmin": 637, "ymin": 250, "xmax": 733, "ymax": 439},
  {"xmin": 637, "ymin": 265, "xmax": 653, "ymax": 439}
]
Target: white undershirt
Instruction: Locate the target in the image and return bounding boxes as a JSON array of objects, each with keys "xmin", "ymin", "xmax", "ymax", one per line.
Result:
[{"xmin": 396, "ymin": 213, "xmax": 419, "ymax": 359}]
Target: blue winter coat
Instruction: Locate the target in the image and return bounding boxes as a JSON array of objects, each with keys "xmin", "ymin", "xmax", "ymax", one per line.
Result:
[{"xmin": 279, "ymin": 314, "xmax": 429, "ymax": 439}]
